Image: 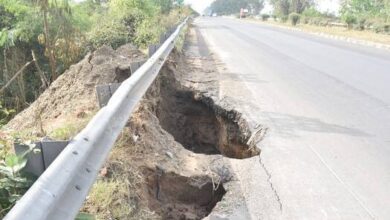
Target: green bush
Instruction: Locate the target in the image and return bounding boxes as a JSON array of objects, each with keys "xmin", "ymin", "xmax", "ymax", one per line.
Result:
[
  {"xmin": 289, "ymin": 13, "xmax": 301, "ymax": 26},
  {"xmin": 342, "ymin": 13, "xmax": 357, "ymax": 29},
  {"xmin": 134, "ymin": 18, "xmax": 163, "ymax": 47},
  {"xmin": 374, "ymin": 23, "xmax": 390, "ymax": 34},
  {"xmin": 356, "ymin": 18, "xmax": 366, "ymax": 30},
  {"xmin": 302, "ymin": 16, "xmax": 310, "ymax": 24},
  {"xmin": 88, "ymin": 20, "xmax": 130, "ymax": 49},
  {"xmin": 280, "ymin": 15, "xmax": 288, "ymax": 23},
  {"xmin": 0, "ymin": 141, "xmax": 36, "ymax": 217},
  {"xmin": 319, "ymin": 19, "xmax": 330, "ymax": 26},
  {"xmin": 384, "ymin": 24, "xmax": 390, "ymax": 33},
  {"xmin": 0, "ymin": 103, "xmax": 15, "ymax": 127},
  {"xmin": 302, "ymin": 8, "xmax": 322, "ymax": 18},
  {"xmin": 261, "ymin": 14, "xmax": 270, "ymax": 21}
]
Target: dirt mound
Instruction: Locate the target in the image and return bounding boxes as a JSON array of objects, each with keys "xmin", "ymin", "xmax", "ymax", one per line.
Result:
[
  {"xmin": 6, "ymin": 44, "xmax": 145, "ymax": 133},
  {"xmin": 82, "ymin": 52, "xmax": 251, "ymax": 219}
]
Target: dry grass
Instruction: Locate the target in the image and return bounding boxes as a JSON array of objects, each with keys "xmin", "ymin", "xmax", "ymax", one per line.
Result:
[
  {"xmin": 247, "ymin": 19, "xmax": 390, "ymax": 46},
  {"xmin": 48, "ymin": 109, "xmax": 98, "ymax": 140},
  {"xmin": 81, "ymin": 127, "xmax": 160, "ymax": 220}
]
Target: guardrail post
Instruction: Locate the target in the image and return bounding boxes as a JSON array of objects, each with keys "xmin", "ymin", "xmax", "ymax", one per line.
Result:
[
  {"xmin": 130, "ymin": 60, "xmax": 146, "ymax": 73},
  {"xmin": 15, "ymin": 143, "xmax": 45, "ymax": 177},
  {"xmin": 15, "ymin": 140, "xmax": 69, "ymax": 177},
  {"xmin": 96, "ymin": 83, "xmax": 121, "ymax": 108}
]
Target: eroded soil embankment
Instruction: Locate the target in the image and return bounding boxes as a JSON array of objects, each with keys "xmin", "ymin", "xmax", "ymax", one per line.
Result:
[
  {"xmin": 154, "ymin": 62, "xmax": 260, "ymax": 159},
  {"xmin": 5, "ymin": 42, "xmax": 262, "ymax": 219},
  {"xmin": 3, "ymin": 37, "xmax": 262, "ymax": 218},
  {"xmin": 85, "ymin": 51, "xmax": 262, "ymax": 219},
  {"xmin": 143, "ymin": 168, "xmax": 226, "ymax": 219},
  {"xmin": 126, "ymin": 52, "xmax": 262, "ymax": 219}
]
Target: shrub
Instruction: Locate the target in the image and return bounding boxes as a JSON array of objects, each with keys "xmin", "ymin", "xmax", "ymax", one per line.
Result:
[
  {"xmin": 356, "ymin": 18, "xmax": 366, "ymax": 31},
  {"xmin": 289, "ymin": 13, "xmax": 301, "ymax": 26},
  {"xmin": 0, "ymin": 141, "xmax": 36, "ymax": 217},
  {"xmin": 319, "ymin": 19, "xmax": 330, "ymax": 26},
  {"xmin": 302, "ymin": 16, "xmax": 310, "ymax": 24},
  {"xmin": 384, "ymin": 24, "xmax": 390, "ymax": 33},
  {"xmin": 310, "ymin": 17, "xmax": 322, "ymax": 25},
  {"xmin": 342, "ymin": 13, "xmax": 357, "ymax": 29},
  {"xmin": 88, "ymin": 19, "xmax": 130, "ymax": 49},
  {"xmin": 302, "ymin": 8, "xmax": 322, "ymax": 18},
  {"xmin": 0, "ymin": 103, "xmax": 15, "ymax": 127},
  {"xmin": 375, "ymin": 23, "xmax": 390, "ymax": 34},
  {"xmin": 134, "ymin": 18, "xmax": 163, "ymax": 47},
  {"xmin": 261, "ymin": 14, "xmax": 270, "ymax": 21},
  {"xmin": 281, "ymin": 15, "xmax": 288, "ymax": 23}
]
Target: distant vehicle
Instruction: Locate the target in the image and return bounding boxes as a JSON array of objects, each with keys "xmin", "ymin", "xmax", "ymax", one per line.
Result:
[
  {"xmin": 212, "ymin": 13, "xmax": 218, "ymax": 17},
  {"xmin": 240, "ymin": 8, "xmax": 249, "ymax": 18}
]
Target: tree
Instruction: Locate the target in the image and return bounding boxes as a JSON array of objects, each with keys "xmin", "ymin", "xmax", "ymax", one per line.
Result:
[
  {"xmin": 0, "ymin": 0, "xmax": 191, "ymax": 121},
  {"xmin": 341, "ymin": 0, "xmax": 390, "ymax": 27},
  {"xmin": 247, "ymin": 0, "xmax": 265, "ymax": 14},
  {"xmin": 157, "ymin": 0, "xmax": 174, "ymax": 14},
  {"xmin": 270, "ymin": 0, "xmax": 290, "ymax": 16},
  {"xmin": 270, "ymin": 0, "xmax": 314, "ymax": 16},
  {"xmin": 36, "ymin": 0, "xmax": 58, "ymax": 81},
  {"xmin": 210, "ymin": 0, "xmax": 264, "ymax": 15},
  {"xmin": 175, "ymin": 0, "xmax": 184, "ymax": 6}
]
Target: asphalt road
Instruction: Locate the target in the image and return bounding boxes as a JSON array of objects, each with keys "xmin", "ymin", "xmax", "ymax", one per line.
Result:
[{"xmin": 194, "ymin": 17, "xmax": 390, "ymax": 219}]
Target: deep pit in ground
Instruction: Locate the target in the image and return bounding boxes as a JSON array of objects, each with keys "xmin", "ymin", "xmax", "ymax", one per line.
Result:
[
  {"xmin": 132, "ymin": 63, "xmax": 262, "ymax": 219},
  {"xmin": 143, "ymin": 167, "xmax": 226, "ymax": 220},
  {"xmin": 155, "ymin": 67, "xmax": 260, "ymax": 159}
]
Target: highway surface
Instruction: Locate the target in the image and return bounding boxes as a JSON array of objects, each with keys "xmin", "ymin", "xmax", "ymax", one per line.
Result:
[{"xmin": 194, "ymin": 17, "xmax": 390, "ymax": 219}]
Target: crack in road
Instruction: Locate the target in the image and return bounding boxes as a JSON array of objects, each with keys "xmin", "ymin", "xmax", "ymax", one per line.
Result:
[
  {"xmin": 259, "ymin": 154, "xmax": 283, "ymax": 212},
  {"xmin": 308, "ymin": 145, "xmax": 376, "ymax": 219}
]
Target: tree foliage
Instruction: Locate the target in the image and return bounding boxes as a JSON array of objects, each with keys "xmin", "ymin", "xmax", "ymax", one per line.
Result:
[
  {"xmin": 341, "ymin": 0, "xmax": 390, "ymax": 31},
  {"xmin": 210, "ymin": 0, "xmax": 265, "ymax": 15},
  {"xmin": 341, "ymin": 0, "xmax": 390, "ymax": 22},
  {"xmin": 270, "ymin": 0, "xmax": 314, "ymax": 16},
  {"xmin": 0, "ymin": 139, "xmax": 36, "ymax": 217},
  {"xmin": 0, "ymin": 0, "xmax": 189, "ymax": 122}
]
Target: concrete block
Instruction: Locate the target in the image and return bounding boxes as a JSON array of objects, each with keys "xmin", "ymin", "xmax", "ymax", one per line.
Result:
[
  {"xmin": 96, "ymin": 83, "xmax": 121, "ymax": 108},
  {"xmin": 160, "ymin": 34, "xmax": 167, "ymax": 44},
  {"xmin": 14, "ymin": 143, "xmax": 44, "ymax": 177},
  {"xmin": 14, "ymin": 140, "xmax": 69, "ymax": 177},
  {"xmin": 130, "ymin": 60, "xmax": 146, "ymax": 73},
  {"xmin": 109, "ymin": 83, "xmax": 121, "ymax": 96},
  {"xmin": 96, "ymin": 84, "xmax": 111, "ymax": 108},
  {"xmin": 41, "ymin": 141, "xmax": 69, "ymax": 169},
  {"xmin": 148, "ymin": 44, "xmax": 160, "ymax": 57}
]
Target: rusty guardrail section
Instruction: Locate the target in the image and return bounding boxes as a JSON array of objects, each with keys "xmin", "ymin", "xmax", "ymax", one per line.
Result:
[{"xmin": 5, "ymin": 17, "xmax": 188, "ymax": 220}]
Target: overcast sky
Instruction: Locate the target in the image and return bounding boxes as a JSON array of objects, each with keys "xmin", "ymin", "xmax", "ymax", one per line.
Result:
[
  {"xmin": 185, "ymin": 0, "xmax": 340, "ymax": 14},
  {"xmin": 184, "ymin": 0, "xmax": 214, "ymax": 13},
  {"xmin": 73, "ymin": 0, "xmax": 340, "ymax": 14}
]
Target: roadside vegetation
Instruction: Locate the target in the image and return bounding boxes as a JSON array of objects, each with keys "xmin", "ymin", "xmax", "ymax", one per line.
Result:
[
  {"xmin": 0, "ymin": 136, "xmax": 35, "ymax": 217},
  {"xmin": 0, "ymin": 0, "xmax": 190, "ymax": 123},
  {"xmin": 266, "ymin": 0, "xmax": 390, "ymax": 35},
  {"xmin": 209, "ymin": 0, "xmax": 265, "ymax": 15},
  {"xmin": 0, "ymin": 0, "xmax": 193, "ymax": 217},
  {"xmin": 208, "ymin": 0, "xmax": 390, "ymax": 44}
]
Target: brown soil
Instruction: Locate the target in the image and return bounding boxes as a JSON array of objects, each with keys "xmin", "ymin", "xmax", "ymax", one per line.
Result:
[
  {"xmin": 7, "ymin": 26, "xmax": 258, "ymax": 219},
  {"xmin": 82, "ymin": 53, "xmax": 255, "ymax": 219},
  {"xmin": 143, "ymin": 168, "xmax": 226, "ymax": 220},
  {"xmin": 6, "ymin": 44, "xmax": 145, "ymax": 134},
  {"xmin": 155, "ymin": 63, "xmax": 260, "ymax": 159}
]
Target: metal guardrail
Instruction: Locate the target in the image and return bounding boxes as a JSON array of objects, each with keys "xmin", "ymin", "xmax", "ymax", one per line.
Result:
[{"xmin": 5, "ymin": 17, "xmax": 188, "ymax": 220}]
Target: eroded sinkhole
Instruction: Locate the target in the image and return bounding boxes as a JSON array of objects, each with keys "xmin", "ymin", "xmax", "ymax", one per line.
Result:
[
  {"xmin": 143, "ymin": 168, "xmax": 226, "ymax": 220},
  {"xmin": 156, "ymin": 75, "xmax": 260, "ymax": 159}
]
